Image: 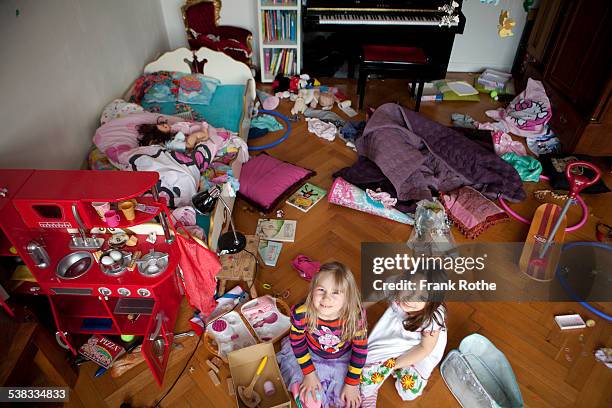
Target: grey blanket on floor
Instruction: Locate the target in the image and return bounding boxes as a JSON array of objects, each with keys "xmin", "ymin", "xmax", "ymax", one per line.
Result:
[{"xmin": 356, "ymin": 103, "xmax": 525, "ymax": 203}]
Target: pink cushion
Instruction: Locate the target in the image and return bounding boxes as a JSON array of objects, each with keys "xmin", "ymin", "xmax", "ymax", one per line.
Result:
[
  {"xmin": 363, "ymin": 45, "xmax": 427, "ymax": 64},
  {"xmin": 238, "ymin": 153, "xmax": 314, "ymax": 212}
]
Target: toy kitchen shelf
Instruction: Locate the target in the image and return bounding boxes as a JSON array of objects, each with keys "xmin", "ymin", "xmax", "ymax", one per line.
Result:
[{"xmin": 0, "ymin": 169, "xmax": 183, "ymax": 386}]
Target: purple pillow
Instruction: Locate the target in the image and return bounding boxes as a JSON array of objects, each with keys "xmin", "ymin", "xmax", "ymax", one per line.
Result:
[{"xmin": 239, "ymin": 153, "xmax": 314, "ymax": 212}]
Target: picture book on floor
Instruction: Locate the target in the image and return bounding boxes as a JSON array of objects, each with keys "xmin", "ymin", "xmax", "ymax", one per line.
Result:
[
  {"xmin": 285, "ymin": 183, "xmax": 327, "ymax": 212},
  {"xmin": 255, "ymin": 219, "xmax": 297, "ymax": 242},
  {"xmin": 258, "ymin": 240, "xmax": 283, "ymax": 267}
]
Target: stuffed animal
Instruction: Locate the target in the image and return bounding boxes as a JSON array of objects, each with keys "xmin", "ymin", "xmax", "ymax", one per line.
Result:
[
  {"xmin": 318, "ymin": 92, "xmax": 335, "ymax": 110},
  {"xmin": 272, "ymin": 74, "xmax": 291, "ymax": 94},
  {"xmin": 299, "ymin": 88, "xmax": 320, "ymax": 109},
  {"xmin": 291, "ymin": 95, "xmax": 307, "ymax": 116}
]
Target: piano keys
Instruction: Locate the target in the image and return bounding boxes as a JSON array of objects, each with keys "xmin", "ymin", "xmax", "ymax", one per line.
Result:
[{"xmin": 302, "ymin": 0, "xmax": 466, "ymax": 78}]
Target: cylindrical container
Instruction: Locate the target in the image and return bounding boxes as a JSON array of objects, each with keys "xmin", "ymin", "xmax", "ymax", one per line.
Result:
[
  {"xmin": 263, "ymin": 380, "xmax": 276, "ymax": 396},
  {"xmin": 119, "ymin": 201, "xmax": 136, "ymax": 221}
]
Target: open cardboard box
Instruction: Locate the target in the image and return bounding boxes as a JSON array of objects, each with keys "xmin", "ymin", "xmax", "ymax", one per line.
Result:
[{"xmin": 228, "ymin": 343, "xmax": 291, "ymax": 408}]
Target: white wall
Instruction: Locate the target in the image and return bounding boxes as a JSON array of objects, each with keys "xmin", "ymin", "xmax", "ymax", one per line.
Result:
[
  {"xmin": 161, "ymin": 0, "xmax": 259, "ymax": 65},
  {"xmin": 0, "ymin": 0, "xmax": 169, "ymax": 169},
  {"xmin": 449, "ymin": 0, "xmax": 527, "ymax": 72}
]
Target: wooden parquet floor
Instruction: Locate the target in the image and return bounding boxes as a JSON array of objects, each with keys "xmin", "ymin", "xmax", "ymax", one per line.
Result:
[{"xmin": 67, "ymin": 76, "xmax": 611, "ymax": 407}]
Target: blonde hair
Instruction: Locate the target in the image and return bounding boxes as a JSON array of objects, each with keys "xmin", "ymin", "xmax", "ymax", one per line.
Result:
[{"xmin": 303, "ymin": 262, "xmax": 365, "ymax": 342}]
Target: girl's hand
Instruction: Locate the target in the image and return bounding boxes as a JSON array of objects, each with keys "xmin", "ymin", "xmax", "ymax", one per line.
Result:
[
  {"xmin": 340, "ymin": 384, "xmax": 361, "ymax": 408},
  {"xmin": 299, "ymin": 372, "xmax": 322, "ymax": 403}
]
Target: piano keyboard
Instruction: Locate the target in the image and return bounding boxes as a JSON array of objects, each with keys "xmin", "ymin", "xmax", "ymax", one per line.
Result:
[{"xmin": 318, "ymin": 13, "xmax": 457, "ymax": 26}]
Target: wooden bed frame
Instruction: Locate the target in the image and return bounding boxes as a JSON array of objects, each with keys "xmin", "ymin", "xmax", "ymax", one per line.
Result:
[{"xmin": 142, "ymin": 47, "xmax": 255, "ymax": 251}]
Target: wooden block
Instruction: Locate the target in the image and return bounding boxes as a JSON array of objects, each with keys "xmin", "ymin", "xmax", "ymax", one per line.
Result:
[
  {"xmin": 227, "ymin": 377, "xmax": 235, "ymax": 396},
  {"xmin": 206, "ymin": 359, "xmax": 219, "ymax": 373},
  {"xmin": 208, "ymin": 369, "xmax": 221, "ymax": 386},
  {"xmin": 212, "ymin": 357, "xmax": 224, "ymax": 369}
]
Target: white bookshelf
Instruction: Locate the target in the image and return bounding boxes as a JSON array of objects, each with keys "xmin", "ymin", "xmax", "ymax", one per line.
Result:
[{"xmin": 257, "ymin": 0, "xmax": 301, "ymax": 83}]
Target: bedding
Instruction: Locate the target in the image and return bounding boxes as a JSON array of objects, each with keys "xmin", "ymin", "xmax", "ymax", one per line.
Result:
[
  {"xmin": 93, "ymin": 112, "xmax": 246, "ymax": 208},
  {"xmin": 355, "ymin": 103, "xmax": 525, "ymax": 206},
  {"xmin": 128, "ymin": 71, "xmax": 244, "ymax": 132}
]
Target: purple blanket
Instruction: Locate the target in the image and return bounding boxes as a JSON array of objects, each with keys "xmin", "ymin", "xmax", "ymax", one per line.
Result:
[{"xmin": 355, "ymin": 103, "xmax": 525, "ymax": 204}]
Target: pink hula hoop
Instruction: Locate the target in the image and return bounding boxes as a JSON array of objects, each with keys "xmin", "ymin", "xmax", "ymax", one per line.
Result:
[{"xmin": 497, "ymin": 175, "xmax": 588, "ymax": 232}]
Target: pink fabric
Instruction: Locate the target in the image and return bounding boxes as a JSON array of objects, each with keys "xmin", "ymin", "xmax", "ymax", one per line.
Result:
[
  {"xmin": 479, "ymin": 78, "xmax": 552, "ymax": 138},
  {"xmin": 93, "ymin": 113, "xmax": 227, "ymax": 168},
  {"xmin": 174, "ymin": 226, "xmax": 221, "ymax": 316},
  {"xmin": 492, "ymin": 131, "xmax": 527, "ymax": 156},
  {"xmin": 440, "ymin": 186, "xmax": 509, "ymax": 239},
  {"xmin": 238, "ymin": 153, "xmax": 314, "ymax": 212},
  {"xmin": 291, "ymin": 255, "xmax": 321, "ymax": 281}
]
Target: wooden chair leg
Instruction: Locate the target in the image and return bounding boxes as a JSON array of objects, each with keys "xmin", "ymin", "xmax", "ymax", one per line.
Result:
[
  {"xmin": 410, "ymin": 80, "xmax": 417, "ymax": 97},
  {"xmin": 414, "ymin": 80, "xmax": 424, "ymax": 112},
  {"xmin": 358, "ymin": 68, "xmax": 367, "ymax": 109}
]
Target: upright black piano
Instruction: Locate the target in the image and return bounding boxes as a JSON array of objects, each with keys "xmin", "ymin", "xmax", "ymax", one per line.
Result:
[{"xmin": 302, "ymin": 0, "xmax": 466, "ymax": 78}]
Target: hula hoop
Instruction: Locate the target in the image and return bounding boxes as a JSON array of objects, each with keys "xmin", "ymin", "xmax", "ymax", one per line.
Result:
[
  {"xmin": 556, "ymin": 242, "xmax": 612, "ymax": 321},
  {"xmin": 248, "ymin": 109, "xmax": 292, "ymax": 151},
  {"xmin": 498, "ymin": 175, "xmax": 588, "ymax": 232}
]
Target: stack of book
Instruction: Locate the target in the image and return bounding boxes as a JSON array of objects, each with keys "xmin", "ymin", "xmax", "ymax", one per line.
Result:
[
  {"xmin": 263, "ymin": 48, "xmax": 296, "ymax": 77},
  {"xmin": 477, "ymin": 69, "xmax": 512, "ymax": 91},
  {"xmin": 262, "ymin": 10, "xmax": 297, "ymax": 43}
]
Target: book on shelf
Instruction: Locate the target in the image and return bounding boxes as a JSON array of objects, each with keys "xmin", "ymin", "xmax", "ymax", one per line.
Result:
[
  {"xmin": 255, "ymin": 219, "xmax": 297, "ymax": 242},
  {"xmin": 258, "ymin": 240, "xmax": 283, "ymax": 267},
  {"xmin": 286, "ymin": 183, "xmax": 327, "ymax": 212}
]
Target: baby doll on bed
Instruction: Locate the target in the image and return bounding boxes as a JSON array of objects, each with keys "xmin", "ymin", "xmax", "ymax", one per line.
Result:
[{"xmin": 137, "ymin": 117, "xmax": 209, "ymax": 152}]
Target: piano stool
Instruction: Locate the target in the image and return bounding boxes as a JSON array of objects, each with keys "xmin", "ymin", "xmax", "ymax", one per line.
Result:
[{"xmin": 357, "ymin": 45, "xmax": 431, "ymax": 112}]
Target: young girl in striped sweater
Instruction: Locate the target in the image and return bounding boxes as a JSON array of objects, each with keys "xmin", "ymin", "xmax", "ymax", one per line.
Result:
[{"xmin": 276, "ymin": 262, "xmax": 367, "ymax": 408}]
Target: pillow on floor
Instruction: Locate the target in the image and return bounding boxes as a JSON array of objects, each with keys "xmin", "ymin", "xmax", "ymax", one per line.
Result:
[{"xmin": 239, "ymin": 153, "xmax": 315, "ymax": 212}]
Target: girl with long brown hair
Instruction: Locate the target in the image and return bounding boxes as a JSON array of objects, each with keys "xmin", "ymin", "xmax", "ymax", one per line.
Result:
[
  {"xmin": 360, "ymin": 269, "xmax": 447, "ymax": 407},
  {"xmin": 276, "ymin": 262, "xmax": 367, "ymax": 408}
]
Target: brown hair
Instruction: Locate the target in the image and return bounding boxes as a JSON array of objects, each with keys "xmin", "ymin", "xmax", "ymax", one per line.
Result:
[
  {"xmin": 303, "ymin": 262, "xmax": 365, "ymax": 342},
  {"xmin": 393, "ymin": 269, "xmax": 446, "ymax": 333},
  {"xmin": 137, "ymin": 123, "xmax": 174, "ymax": 147}
]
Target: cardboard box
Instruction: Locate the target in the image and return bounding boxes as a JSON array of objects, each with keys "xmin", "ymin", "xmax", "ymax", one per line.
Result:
[{"xmin": 228, "ymin": 343, "xmax": 291, "ymax": 408}]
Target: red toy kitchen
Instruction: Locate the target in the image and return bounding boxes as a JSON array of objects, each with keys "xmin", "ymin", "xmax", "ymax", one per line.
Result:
[{"xmin": 0, "ymin": 169, "xmax": 183, "ymax": 385}]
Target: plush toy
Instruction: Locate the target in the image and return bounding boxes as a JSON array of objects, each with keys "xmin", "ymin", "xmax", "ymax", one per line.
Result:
[
  {"xmin": 318, "ymin": 91, "xmax": 335, "ymax": 110},
  {"xmin": 291, "ymin": 95, "xmax": 307, "ymax": 116},
  {"xmin": 299, "ymin": 88, "xmax": 320, "ymax": 109},
  {"xmin": 272, "ymin": 74, "xmax": 291, "ymax": 94}
]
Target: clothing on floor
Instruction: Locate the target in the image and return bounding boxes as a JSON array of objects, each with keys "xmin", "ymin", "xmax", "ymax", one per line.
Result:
[
  {"xmin": 248, "ymin": 126, "xmax": 269, "ymax": 139},
  {"xmin": 306, "ymin": 118, "xmax": 337, "ymax": 141},
  {"xmin": 501, "ymin": 152, "xmax": 542, "ymax": 182},
  {"xmin": 492, "ymin": 131, "xmax": 527, "ymax": 157},
  {"xmin": 288, "ymin": 303, "xmax": 367, "ymax": 386},
  {"xmin": 251, "ymin": 114, "xmax": 284, "ymax": 132},
  {"xmin": 339, "ymin": 121, "xmax": 366, "ymax": 143},
  {"xmin": 479, "ymin": 78, "xmax": 552, "ymax": 138},
  {"xmin": 304, "ymin": 108, "xmax": 346, "ymax": 128},
  {"xmin": 451, "ymin": 113, "xmax": 478, "ymax": 129}
]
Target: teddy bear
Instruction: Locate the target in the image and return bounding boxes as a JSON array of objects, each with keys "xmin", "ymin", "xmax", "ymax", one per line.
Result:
[
  {"xmin": 291, "ymin": 94, "xmax": 307, "ymax": 116},
  {"xmin": 299, "ymin": 88, "xmax": 320, "ymax": 109},
  {"xmin": 318, "ymin": 91, "xmax": 335, "ymax": 110}
]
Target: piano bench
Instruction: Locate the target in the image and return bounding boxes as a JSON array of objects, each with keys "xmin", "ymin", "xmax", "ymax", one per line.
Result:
[{"xmin": 358, "ymin": 45, "xmax": 430, "ymax": 112}]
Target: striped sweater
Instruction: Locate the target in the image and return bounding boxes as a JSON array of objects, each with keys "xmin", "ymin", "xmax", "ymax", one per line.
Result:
[{"xmin": 289, "ymin": 303, "xmax": 368, "ymax": 386}]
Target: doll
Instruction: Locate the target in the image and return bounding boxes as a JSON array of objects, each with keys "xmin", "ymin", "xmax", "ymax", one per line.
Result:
[{"xmin": 137, "ymin": 118, "xmax": 209, "ymax": 152}]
